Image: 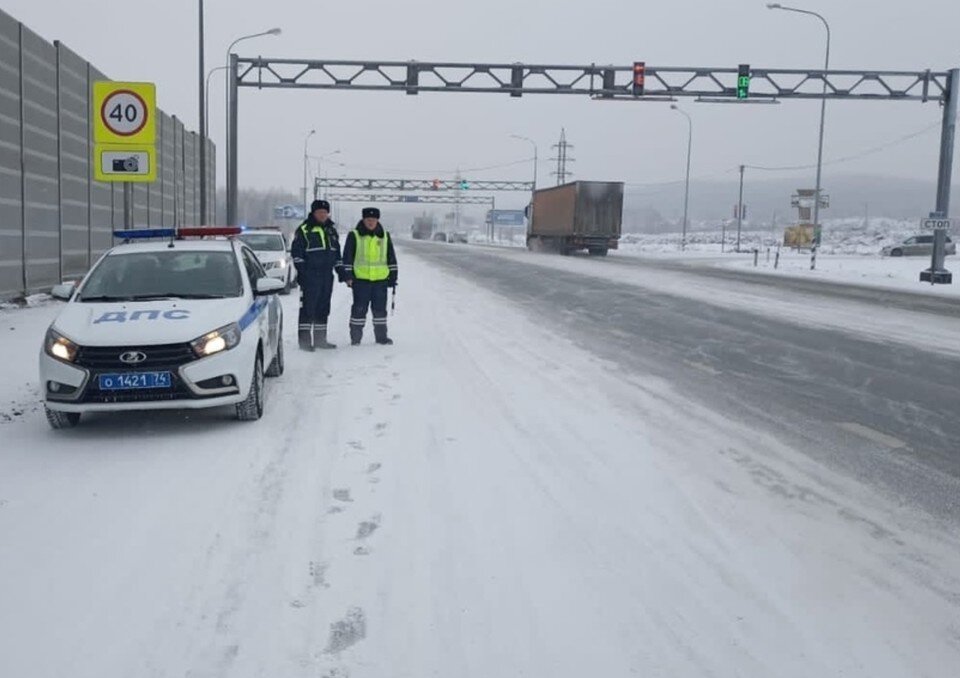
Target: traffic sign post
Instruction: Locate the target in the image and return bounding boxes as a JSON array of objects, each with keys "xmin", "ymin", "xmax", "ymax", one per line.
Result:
[
  {"xmin": 920, "ymin": 214, "xmax": 955, "ymax": 284},
  {"xmin": 92, "ymin": 81, "xmax": 157, "ymax": 229}
]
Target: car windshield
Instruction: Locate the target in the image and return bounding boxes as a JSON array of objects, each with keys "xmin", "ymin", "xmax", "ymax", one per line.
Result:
[
  {"xmin": 77, "ymin": 250, "xmax": 244, "ymax": 301},
  {"xmin": 238, "ymin": 233, "xmax": 285, "ymax": 252}
]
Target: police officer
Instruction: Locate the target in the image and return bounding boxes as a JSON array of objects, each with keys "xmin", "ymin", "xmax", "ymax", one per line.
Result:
[
  {"xmin": 291, "ymin": 199, "xmax": 342, "ymax": 350},
  {"xmin": 341, "ymin": 207, "xmax": 398, "ymax": 345}
]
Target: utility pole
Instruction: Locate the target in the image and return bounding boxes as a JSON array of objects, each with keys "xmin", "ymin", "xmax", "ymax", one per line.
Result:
[
  {"xmin": 454, "ymin": 168, "xmax": 462, "ymax": 233},
  {"xmin": 736, "ymin": 164, "xmax": 745, "ymax": 252},
  {"xmin": 198, "ymin": 0, "xmax": 206, "ymax": 224},
  {"xmin": 551, "ymin": 128, "xmax": 575, "ymax": 185}
]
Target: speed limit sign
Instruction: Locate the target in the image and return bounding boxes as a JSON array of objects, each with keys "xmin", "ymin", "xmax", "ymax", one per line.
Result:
[{"xmin": 93, "ymin": 81, "xmax": 156, "ymax": 145}]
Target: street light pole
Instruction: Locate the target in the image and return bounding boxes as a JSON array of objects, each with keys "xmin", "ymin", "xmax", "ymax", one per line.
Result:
[
  {"xmin": 224, "ymin": 27, "xmax": 281, "ymax": 224},
  {"xmin": 510, "ymin": 134, "xmax": 538, "ymax": 212},
  {"xmin": 198, "ymin": 0, "xmax": 206, "ymax": 224},
  {"xmin": 303, "ymin": 130, "xmax": 316, "ymax": 217},
  {"xmin": 671, "ymin": 105, "xmax": 693, "ymax": 251},
  {"xmin": 766, "ymin": 3, "xmax": 830, "ymax": 270}
]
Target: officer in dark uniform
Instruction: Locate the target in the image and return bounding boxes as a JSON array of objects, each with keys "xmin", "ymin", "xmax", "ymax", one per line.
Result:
[
  {"xmin": 341, "ymin": 207, "xmax": 398, "ymax": 346},
  {"xmin": 291, "ymin": 199, "xmax": 342, "ymax": 350}
]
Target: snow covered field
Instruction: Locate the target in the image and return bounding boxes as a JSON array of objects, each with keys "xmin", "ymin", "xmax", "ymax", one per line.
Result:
[{"xmin": 1, "ymin": 249, "xmax": 959, "ymax": 677}]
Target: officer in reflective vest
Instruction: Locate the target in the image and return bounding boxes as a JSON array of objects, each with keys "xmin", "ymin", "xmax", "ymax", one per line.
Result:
[
  {"xmin": 291, "ymin": 199, "xmax": 342, "ymax": 350},
  {"xmin": 341, "ymin": 207, "xmax": 398, "ymax": 345}
]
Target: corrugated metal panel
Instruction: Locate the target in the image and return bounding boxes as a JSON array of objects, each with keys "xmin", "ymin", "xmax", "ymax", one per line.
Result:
[
  {"xmin": 206, "ymin": 137, "xmax": 216, "ymax": 224},
  {"xmin": 159, "ymin": 111, "xmax": 174, "ymax": 226},
  {"xmin": 146, "ymin": 108, "xmax": 162, "ymax": 226},
  {"xmin": 56, "ymin": 42, "xmax": 89, "ymax": 278},
  {"xmin": 88, "ymin": 64, "xmax": 113, "ymax": 259},
  {"xmin": 0, "ymin": 10, "xmax": 23, "ymax": 297},
  {"xmin": 172, "ymin": 116, "xmax": 184, "ymax": 226},
  {"xmin": 183, "ymin": 129, "xmax": 196, "ymax": 225},
  {"xmin": 20, "ymin": 24, "xmax": 59, "ymax": 291}
]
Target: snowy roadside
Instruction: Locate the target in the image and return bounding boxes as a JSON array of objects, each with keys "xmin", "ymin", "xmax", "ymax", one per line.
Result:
[{"xmin": 1, "ymin": 251, "xmax": 959, "ymax": 677}]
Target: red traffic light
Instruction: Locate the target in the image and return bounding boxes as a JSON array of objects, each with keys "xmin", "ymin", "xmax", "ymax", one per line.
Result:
[
  {"xmin": 632, "ymin": 61, "xmax": 645, "ymax": 95},
  {"xmin": 432, "ymin": 179, "xmax": 441, "ymax": 190}
]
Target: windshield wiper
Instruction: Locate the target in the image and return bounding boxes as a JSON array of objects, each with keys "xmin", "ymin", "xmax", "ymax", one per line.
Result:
[
  {"xmin": 78, "ymin": 294, "xmax": 134, "ymax": 302},
  {"xmin": 128, "ymin": 292, "xmax": 233, "ymax": 300}
]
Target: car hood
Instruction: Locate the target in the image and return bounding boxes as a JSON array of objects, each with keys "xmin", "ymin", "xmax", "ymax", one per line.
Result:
[
  {"xmin": 52, "ymin": 298, "xmax": 249, "ymax": 346},
  {"xmin": 253, "ymin": 251, "xmax": 286, "ymax": 263}
]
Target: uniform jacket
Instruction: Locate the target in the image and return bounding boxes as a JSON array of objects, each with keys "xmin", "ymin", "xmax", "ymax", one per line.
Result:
[
  {"xmin": 290, "ymin": 216, "xmax": 342, "ymax": 279},
  {"xmin": 341, "ymin": 222, "xmax": 398, "ymax": 286}
]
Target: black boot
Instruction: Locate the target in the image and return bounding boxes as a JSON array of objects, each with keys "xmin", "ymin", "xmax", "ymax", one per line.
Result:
[
  {"xmin": 315, "ymin": 325, "xmax": 336, "ymax": 349},
  {"xmin": 374, "ymin": 323, "xmax": 393, "ymax": 345},
  {"xmin": 298, "ymin": 325, "xmax": 314, "ymax": 351},
  {"xmin": 350, "ymin": 325, "xmax": 363, "ymax": 346}
]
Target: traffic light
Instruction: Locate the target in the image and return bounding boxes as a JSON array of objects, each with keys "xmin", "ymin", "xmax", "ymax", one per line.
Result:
[
  {"xmin": 737, "ymin": 64, "xmax": 750, "ymax": 100},
  {"xmin": 432, "ymin": 179, "xmax": 441, "ymax": 190},
  {"xmin": 459, "ymin": 179, "xmax": 469, "ymax": 190},
  {"xmin": 632, "ymin": 62, "xmax": 645, "ymax": 96}
]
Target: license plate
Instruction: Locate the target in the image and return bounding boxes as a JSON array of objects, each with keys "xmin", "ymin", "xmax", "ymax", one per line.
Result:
[{"xmin": 98, "ymin": 371, "xmax": 172, "ymax": 390}]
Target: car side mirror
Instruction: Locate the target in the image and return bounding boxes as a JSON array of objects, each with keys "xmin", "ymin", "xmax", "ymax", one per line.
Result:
[
  {"xmin": 255, "ymin": 277, "xmax": 285, "ymax": 295},
  {"xmin": 51, "ymin": 282, "xmax": 75, "ymax": 301}
]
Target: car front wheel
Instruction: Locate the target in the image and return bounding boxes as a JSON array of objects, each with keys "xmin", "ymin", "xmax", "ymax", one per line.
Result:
[
  {"xmin": 45, "ymin": 406, "xmax": 80, "ymax": 429},
  {"xmin": 236, "ymin": 353, "xmax": 264, "ymax": 421},
  {"xmin": 890, "ymin": 248, "xmax": 903, "ymax": 257}
]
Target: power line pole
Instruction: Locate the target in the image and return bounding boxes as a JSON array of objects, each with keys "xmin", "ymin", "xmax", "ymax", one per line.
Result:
[
  {"xmin": 551, "ymin": 128, "xmax": 575, "ymax": 185},
  {"xmin": 736, "ymin": 164, "xmax": 745, "ymax": 252},
  {"xmin": 198, "ymin": 0, "xmax": 206, "ymax": 224}
]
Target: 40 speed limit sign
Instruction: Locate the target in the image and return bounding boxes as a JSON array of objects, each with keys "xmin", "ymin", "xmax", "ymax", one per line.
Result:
[
  {"xmin": 93, "ymin": 81, "xmax": 156, "ymax": 145},
  {"xmin": 93, "ymin": 81, "xmax": 156, "ymax": 182}
]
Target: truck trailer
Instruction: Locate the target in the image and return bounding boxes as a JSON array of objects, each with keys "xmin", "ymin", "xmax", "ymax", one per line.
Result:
[{"xmin": 527, "ymin": 181, "xmax": 623, "ymax": 256}]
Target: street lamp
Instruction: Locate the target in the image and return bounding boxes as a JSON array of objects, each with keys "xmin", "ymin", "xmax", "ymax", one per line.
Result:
[
  {"xmin": 670, "ymin": 104, "xmax": 693, "ymax": 251},
  {"xmin": 766, "ymin": 2, "xmax": 830, "ymax": 269},
  {"xmin": 302, "ymin": 130, "xmax": 316, "ymax": 216},
  {"xmin": 509, "ymin": 134, "xmax": 538, "ymax": 190},
  {"xmin": 224, "ymin": 27, "xmax": 281, "ymax": 223},
  {"xmin": 310, "ymin": 149, "xmax": 341, "ymax": 203}
]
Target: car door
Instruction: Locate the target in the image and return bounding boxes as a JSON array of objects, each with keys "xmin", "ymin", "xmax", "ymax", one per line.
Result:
[
  {"xmin": 241, "ymin": 247, "xmax": 280, "ymax": 358},
  {"xmin": 914, "ymin": 235, "xmax": 934, "ymax": 256},
  {"xmin": 900, "ymin": 236, "xmax": 918, "ymax": 255}
]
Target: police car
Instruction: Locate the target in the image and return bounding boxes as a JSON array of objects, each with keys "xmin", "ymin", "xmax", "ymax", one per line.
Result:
[
  {"xmin": 39, "ymin": 227, "xmax": 285, "ymax": 429},
  {"xmin": 237, "ymin": 227, "xmax": 297, "ymax": 293}
]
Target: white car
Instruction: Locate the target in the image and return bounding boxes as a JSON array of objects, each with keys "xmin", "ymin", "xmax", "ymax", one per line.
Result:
[
  {"xmin": 237, "ymin": 228, "xmax": 297, "ymax": 293},
  {"xmin": 39, "ymin": 227, "xmax": 285, "ymax": 429}
]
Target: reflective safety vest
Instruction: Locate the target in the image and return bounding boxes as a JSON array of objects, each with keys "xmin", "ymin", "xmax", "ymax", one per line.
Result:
[
  {"xmin": 300, "ymin": 223, "xmax": 328, "ymax": 250},
  {"xmin": 352, "ymin": 231, "xmax": 390, "ymax": 281}
]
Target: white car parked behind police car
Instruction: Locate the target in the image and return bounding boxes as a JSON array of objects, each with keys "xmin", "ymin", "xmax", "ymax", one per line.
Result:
[
  {"xmin": 39, "ymin": 227, "xmax": 285, "ymax": 428},
  {"xmin": 237, "ymin": 228, "xmax": 297, "ymax": 294}
]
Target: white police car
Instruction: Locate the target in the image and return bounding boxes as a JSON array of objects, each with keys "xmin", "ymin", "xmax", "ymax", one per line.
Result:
[
  {"xmin": 39, "ymin": 227, "xmax": 285, "ymax": 428},
  {"xmin": 236, "ymin": 227, "xmax": 297, "ymax": 293}
]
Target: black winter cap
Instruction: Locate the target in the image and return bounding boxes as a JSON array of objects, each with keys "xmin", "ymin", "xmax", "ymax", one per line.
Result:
[
  {"xmin": 362, "ymin": 207, "xmax": 380, "ymax": 219},
  {"xmin": 311, "ymin": 199, "xmax": 330, "ymax": 212}
]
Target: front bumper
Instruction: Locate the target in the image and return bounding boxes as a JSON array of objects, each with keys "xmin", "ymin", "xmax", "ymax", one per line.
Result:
[{"xmin": 40, "ymin": 340, "xmax": 254, "ymax": 413}]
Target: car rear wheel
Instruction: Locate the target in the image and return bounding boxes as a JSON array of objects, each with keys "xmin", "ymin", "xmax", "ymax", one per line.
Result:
[
  {"xmin": 890, "ymin": 248, "xmax": 903, "ymax": 257},
  {"xmin": 45, "ymin": 406, "xmax": 80, "ymax": 429},
  {"xmin": 236, "ymin": 353, "xmax": 264, "ymax": 421},
  {"xmin": 266, "ymin": 324, "xmax": 284, "ymax": 377}
]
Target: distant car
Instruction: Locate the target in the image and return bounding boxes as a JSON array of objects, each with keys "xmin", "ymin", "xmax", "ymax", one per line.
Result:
[
  {"xmin": 432, "ymin": 232, "xmax": 448, "ymax": 242},
  {"xmin": 882, "ymin": 234, "xmax": 956, "ymax": 257},
  {"xmin": 449, "ymin": 232, "xmax": 468, "ymax": 244},
  {"xmin": 237, "ymin": 229, "xmax": 297, "ymax": 293},
  {"xmin": 39, "ymin": 227, "xmax": 285, "ymax": 429}
]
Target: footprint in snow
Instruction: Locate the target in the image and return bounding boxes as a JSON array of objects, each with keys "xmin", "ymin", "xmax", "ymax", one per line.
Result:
[
  {"xmin": 324, "ymin": 607, "xmax": 367, "ymax": 654},
  {"xmin": 333, "ymin": 488, "xmax": 352, "ymax": 502},
  {"xmin": 366, "ymin": 462, "xmax": 381, "ymax": 474},
  {"xmin": 347, "ymin": 440, "xmax": 364, "ymax": 451}
]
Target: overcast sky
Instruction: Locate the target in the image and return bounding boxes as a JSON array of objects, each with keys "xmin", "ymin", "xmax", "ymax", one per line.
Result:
[{"xmin": 6, "ymin": 0, "xmax": 960, "ymax": 212}]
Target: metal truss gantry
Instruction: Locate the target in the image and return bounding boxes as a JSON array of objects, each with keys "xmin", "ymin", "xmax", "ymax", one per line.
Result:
[
  {"xmin": 322, "ymin": 191, "xmax": 495, "ymax": 208},
  {"xmin": 226, "ymin": 57, "xmax": 957, "ymax": 228},
  {"xmin": 316, "ymin": 177, "xmax": 532, "ymax": 192}
]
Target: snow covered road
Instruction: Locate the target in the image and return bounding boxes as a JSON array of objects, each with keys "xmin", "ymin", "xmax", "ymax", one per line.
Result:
[{"xmin": 1, "ymin": 247, "xmax": 959, "ymax": 677}]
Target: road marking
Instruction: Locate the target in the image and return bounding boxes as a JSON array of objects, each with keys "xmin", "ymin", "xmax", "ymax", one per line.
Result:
[
  {"xmin": 836, "ymin": 422, "xmax": 908, "ymax": 449},
  {"xmin": 683, "ymin": 359, "xmax": 722, "ymax": 376}
]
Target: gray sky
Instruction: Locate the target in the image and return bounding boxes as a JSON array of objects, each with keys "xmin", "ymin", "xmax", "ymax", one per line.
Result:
[{"xmin": 8, "ymin": 0, "xmax": 960, "ymax": 213}]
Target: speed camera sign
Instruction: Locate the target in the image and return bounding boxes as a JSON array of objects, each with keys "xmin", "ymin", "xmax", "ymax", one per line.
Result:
[{"xmin": 93, "ymin": 82, "xmax": 156, "ymax": 145}]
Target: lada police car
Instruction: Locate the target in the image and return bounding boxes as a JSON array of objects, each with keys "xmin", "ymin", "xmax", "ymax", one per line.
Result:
[{"xmin": 39, "ymin": 227, "xmax": 285, "ymax": 428}]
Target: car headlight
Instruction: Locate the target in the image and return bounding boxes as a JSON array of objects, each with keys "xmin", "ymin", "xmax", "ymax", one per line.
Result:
[
  {"xmin": 190, "ymin": 323, "xmax": 241, "ymax": 357},
  {"xmin": 44, "ymin": 327, "xmax": 78, "ymax": 363}
]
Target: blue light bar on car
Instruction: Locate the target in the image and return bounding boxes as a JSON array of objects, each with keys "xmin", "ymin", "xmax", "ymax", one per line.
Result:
[{"xmin": 113, "ymin": 228, "xmax": 176, "ymax": 239}]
